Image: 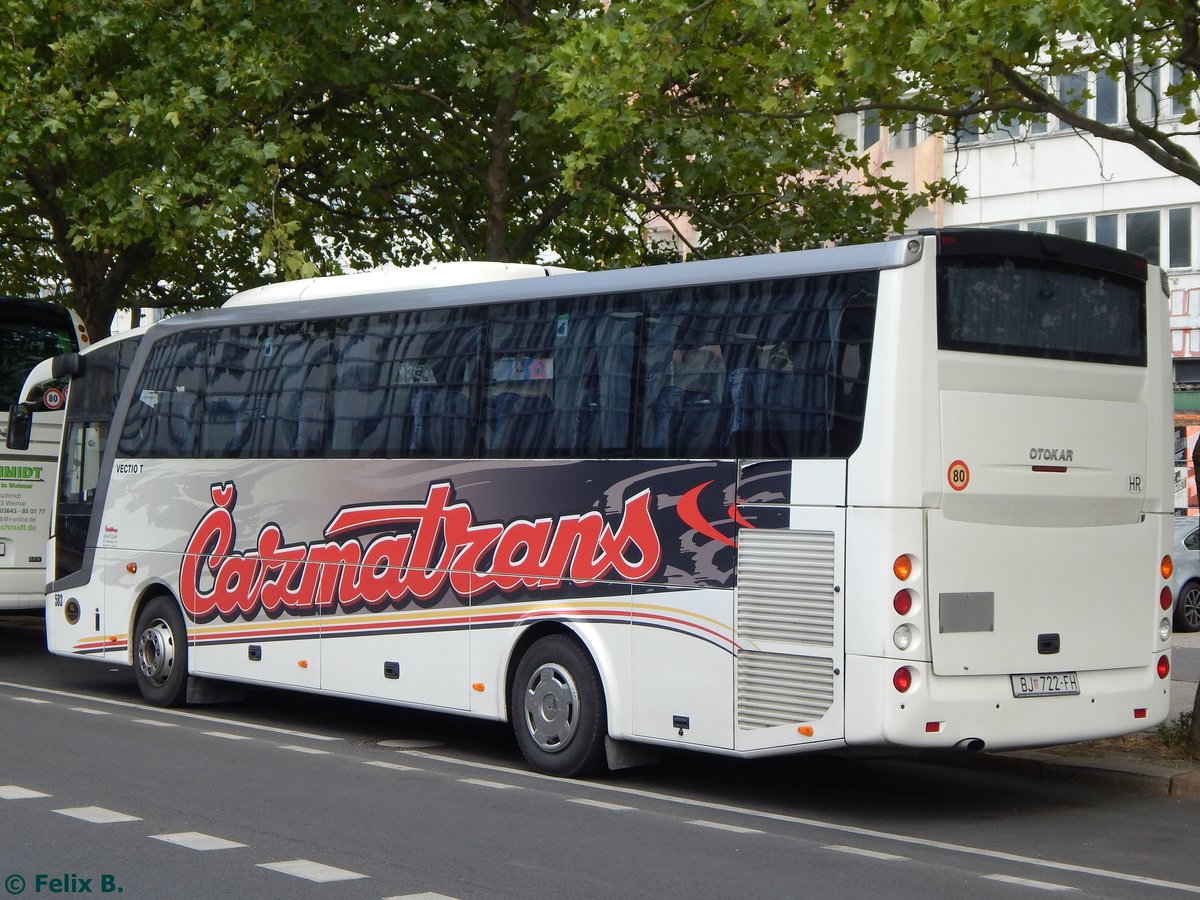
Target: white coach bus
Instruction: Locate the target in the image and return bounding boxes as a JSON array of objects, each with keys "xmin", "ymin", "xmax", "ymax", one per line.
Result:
[
  {"xmin": 31, "ymin": 232, "xmax": 1173, "ymax": 776},
  {"xmin": 0, "ymin": 298, "xmax": 90, "ymax": 610}
]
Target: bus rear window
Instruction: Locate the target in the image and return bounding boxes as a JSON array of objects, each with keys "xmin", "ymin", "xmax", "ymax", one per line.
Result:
[{"xmin": 937, "ymin": 256, "xmax": 1146, "ymax": 366}]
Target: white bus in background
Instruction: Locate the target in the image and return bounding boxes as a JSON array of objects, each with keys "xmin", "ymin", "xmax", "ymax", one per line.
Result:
[
  {"xmin": 8, "ymin": 328, "xmax": 148, "ymax": 597},
  {"xmin": 0, "ymin": 298, "xmax": 90, "ymax": 610},
  {"xmin": 27, "ymin": 233, "xmax": 1174, "ymax": 776}
]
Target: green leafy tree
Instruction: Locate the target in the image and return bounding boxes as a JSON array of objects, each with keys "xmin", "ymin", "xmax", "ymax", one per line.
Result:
[
  {"xmin": 1, "ymin": 0, "xmax": 958, "ymax": 339},
  {"xmin": 0, "ymin": 0, "xmax": 388, "ymax": 337}
]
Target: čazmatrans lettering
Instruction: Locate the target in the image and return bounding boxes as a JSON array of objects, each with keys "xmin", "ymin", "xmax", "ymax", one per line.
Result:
[
  {"xmin": 1029, "ymin": 447, "xmax": 1074, "ymax": 462},
  {"xmin": 180, "ymin": 481, "xmax": 663, "ymax": 622}
]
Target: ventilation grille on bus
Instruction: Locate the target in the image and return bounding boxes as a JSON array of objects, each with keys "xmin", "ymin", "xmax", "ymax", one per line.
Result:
[
  {"xmin": 736, "ymin": 528, "xmax": 835, "ymax": 646},
  {"xmin": 737, "ymin": 652, "xmax": 835, "ymax": 729}
]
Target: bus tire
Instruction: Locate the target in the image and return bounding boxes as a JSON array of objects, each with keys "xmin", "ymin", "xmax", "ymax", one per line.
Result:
[
  {"xmin": 133, "ymin": 596, "xmax": 188, "ymax": 707},
  {"xmin": 511, "ymin": 635, "xmax": 607, "ymax": 778}
]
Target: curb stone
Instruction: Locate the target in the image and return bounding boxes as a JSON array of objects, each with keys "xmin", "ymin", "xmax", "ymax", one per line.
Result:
[{"xmin": 919, "ymin": 748, "xmax": 1196, "ymax": 798}]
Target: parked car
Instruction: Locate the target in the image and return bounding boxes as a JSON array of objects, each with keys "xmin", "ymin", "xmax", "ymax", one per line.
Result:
[{"xmin": 1171, "ymin": 518, "xmax": 1200, "ymax": 633}]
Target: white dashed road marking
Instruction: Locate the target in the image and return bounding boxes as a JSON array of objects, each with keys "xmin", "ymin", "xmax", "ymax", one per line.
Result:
[
  {"xmin": 689, "ymin": 819, "xmax": 762, "ymax": 835},
  {"xmin": 983, "ymin": 874, "xmax": 1078, "ymax": 892},
  {"xmin": 364, "ymin": 760, "xmax": 419, "ymax": 772},
  {"xmin": 0, "ymin": 785, "xmax": 50, "ymax": 800},
  {"xmin": 279, "ymin": 744, "xmax": 331, "ymax": 755},
  {"xmin": 567, "ymin": 798, "xmax": 636, "ymax": 812},
  {"xmin": 69, "ymin": 707, "xmax": 109, "ymax": 716},
  {"xmin": 203, "ymin": 731, "xmax": 253, "ymax": 741},
  {"xmin": 824, "ymin": 844, "xmax": 909, "ymax": 862},
  {"xmin": 151, "ymin": 832, "xmax": 248, "ymax": 851},
  {"xmin": 54, "ymin": 806, "xmax": 141, "ymax": 824},
  {"xmin": 257, "ymin": 859, "xmax": 368, "ymax": 882},
  {"xmin": 459, "ymin": 778, "xmax": 519, "ymax": 790}
]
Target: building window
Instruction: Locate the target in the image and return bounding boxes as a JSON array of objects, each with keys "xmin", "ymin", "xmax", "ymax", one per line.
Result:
[
  {"xmin": 1170, "ymin": 65, "xmax": 1193, "ymax": 119},
  {"xmin": 1055, "ymin": 217, "xmax": 1088, "ymax": 240},
  {"xmin": 1056, "ymin": 73, "xmax": 1087, "ymax": 130},
  {"xmin": 1026, "ymin": 220, "xmax": 1049, "ymax": 233},
  {"xmin": 1125, "ymin": 210, "xmax": 1161, "ymax": 265},
  {"xmin": 1095, "ymin": 214, "xmax": 1118, "ymax": 247},
  {"xmin": 862, "ymin": 110, "xmax": 881, "ymax": 149},
  {"xmin": 889, "ymin": 118, "xmax": 921, "ymax": 150},
  {"xmin": 1169, "ymin": 207, "xmax": 1193, "ymax": 269},
  {"xmin": 1133, "ymin": 66, "xmax": 1162, "ymax": 123},
  {"xmin": 1095, "ymin": 72, "xmax": 1120, "ymax": 124}
]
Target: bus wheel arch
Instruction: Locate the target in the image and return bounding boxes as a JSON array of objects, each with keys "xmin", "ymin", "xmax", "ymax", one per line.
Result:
[
  {"xmin": 506, "ymin": 626, "xmax": 608, "ymax": 778},
  {"xmin": 131, "ymin": 591, "xmax": 189, "ymax": 707}
]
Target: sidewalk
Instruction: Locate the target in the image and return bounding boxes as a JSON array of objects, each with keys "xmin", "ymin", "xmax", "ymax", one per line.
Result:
[{"xmin": 923, "ymin": 677, "xmax": 1199, "ymax": 799}]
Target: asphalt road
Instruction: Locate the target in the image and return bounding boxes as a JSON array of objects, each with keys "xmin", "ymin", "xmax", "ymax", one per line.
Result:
[{"xmin": 1, "ymin": 615, "xmax": 1198, "ymax": 900}]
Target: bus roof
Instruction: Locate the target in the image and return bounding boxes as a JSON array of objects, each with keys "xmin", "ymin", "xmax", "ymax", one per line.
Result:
[{"xmin": 223, "ymin": 261, "xmax": 576, "ymax": 307}]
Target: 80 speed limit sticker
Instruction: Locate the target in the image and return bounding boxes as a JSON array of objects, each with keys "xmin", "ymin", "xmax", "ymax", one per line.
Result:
[
  {"xmin": 42, "ymin": 386, "xmax": 65, "ymax": 410},
  {"xmin": 947, "ymin": 459, "xmax": 970, "ymax": 491}
]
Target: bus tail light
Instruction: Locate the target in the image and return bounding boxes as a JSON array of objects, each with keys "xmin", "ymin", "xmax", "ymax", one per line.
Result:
[
  {"xmin": 1160, "ymin": 587, "xmax": 1172, "ymax": 611},
  {"xmin": 892, "ymin": 667, "xmax": 913, "ymax": 693},
  {"xmin": 893, "ymin": 589, "xmax": 913, "ymax": 615},
  {"xmin": 893, "ymin": 624, "xmax": 916, "ymax": 651},
  {"xmin": 1157, "ymin": 656, "xmax": 1170, "ymax": 679}
]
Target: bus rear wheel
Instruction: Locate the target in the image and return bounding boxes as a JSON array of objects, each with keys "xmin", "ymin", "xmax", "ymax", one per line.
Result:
[
  {"xmin": 511, "ymin": 635, "xmax": 606, "ymax": 777},
  {"xmin": 134, "ymin": 596, "xmax": 188, "ymax": 707}
]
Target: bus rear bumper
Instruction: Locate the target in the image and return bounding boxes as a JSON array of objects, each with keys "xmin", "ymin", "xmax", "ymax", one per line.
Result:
[{"xmin": 844, "ymin": 655, "xmax": 1172, "ymax": 752}]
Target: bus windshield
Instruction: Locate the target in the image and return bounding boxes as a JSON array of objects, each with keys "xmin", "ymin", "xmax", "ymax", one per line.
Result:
[{"xmin": 0, "ymin": 298, "xmax": 78, "ymax": 409}]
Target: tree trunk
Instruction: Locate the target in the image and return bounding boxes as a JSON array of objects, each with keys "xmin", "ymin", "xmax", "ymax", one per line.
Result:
[{"xmin": 66, "ymin": 240, "xmax": 156, "ymax": 341}]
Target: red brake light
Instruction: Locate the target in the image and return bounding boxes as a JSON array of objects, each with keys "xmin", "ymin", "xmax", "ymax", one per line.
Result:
[
  {"xmin": 1157, "ymin": 656, "xmax": 1170, "ymax": 679},
  {"xmin": 893, "ymin": 590, "xmax": 913, "ymax": 616},
  {"xmin": 893, "ymin": 667, "xmax": 913, "ymax": 693},
  {"xmin": 1160, "ymin": 587, "xmax": 1173, "ymax": 611}
]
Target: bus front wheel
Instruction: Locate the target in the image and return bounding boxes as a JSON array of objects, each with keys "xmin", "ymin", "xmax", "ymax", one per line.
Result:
[
  {"xmin": 511, "ymin": 635, "xmax": 607, "ymax": 777},
  {"xmin": 133, "ymin": 596, "xmax": 188, "ymax": 707}
]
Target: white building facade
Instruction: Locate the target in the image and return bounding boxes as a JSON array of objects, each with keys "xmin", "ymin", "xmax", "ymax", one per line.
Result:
[{"xmin": 854, "ymin": 79, "xmax": 1200, "ymax": 384}]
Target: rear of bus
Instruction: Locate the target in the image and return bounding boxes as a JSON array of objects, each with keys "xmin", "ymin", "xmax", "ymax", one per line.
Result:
[
  {"xmin": 0, "ymin": 298, "xmax": 87, "ymax": 610},
  {"xmin": 844, "ymin": 230, "xmax": 1172, "ymax": 751}
]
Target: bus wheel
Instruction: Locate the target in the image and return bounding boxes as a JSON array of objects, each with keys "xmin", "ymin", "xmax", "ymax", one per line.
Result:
[
  {"xmin": 511, "ymin": 635, "xmax": 607, "ymax": 777},
  {"xmin": 134, "ymin": 597, "xmax": 188, "ymax": 707}
]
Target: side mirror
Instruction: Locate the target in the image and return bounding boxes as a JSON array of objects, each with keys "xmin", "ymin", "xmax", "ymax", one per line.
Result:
[
  {"xmin": 52, "ymin": 352, "xmax": 85, "ymax": 379},
  {"xmin": 5, "ymin": 403, "xmax": 32, "ymax": 451}
]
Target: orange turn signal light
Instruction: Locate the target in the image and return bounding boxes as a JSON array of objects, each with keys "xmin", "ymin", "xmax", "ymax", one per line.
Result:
[
  {"xmin": 125, "ymin": 562, "xmax": 138, "ymax": 574},
  {"xmin": 893, "ymin": 555, "xmax": 914, "ymax": 581},
  {"xmin": 1161, "ymin": 556, "xmax": 1173, "ymax": 579}
]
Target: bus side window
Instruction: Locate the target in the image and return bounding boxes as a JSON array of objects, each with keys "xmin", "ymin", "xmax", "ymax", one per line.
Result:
[{"xmin": 120, "ymin": 334, "xmax": 206, "ymax": 458}]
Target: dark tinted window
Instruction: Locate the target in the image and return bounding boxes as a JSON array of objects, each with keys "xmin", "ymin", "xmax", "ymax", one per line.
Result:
[
  {"xmin": 120, "ymin": 272, "xmax": 879, "ymax": 461},
  {"xmin": 640, "ymin": 273, "xmax": 876, "ymax": 458},
  {"xmin": 0, "ymin": 300, "xmax": 76, "ymax": 408},
  {"xmin": 938, "ymin": 256, "xmax": 1145, "ymax": 366}
]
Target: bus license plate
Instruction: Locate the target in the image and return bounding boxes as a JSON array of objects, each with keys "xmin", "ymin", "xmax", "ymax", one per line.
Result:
[{"xmin": 1010, "ymin": 672, "xmax": 1080, "ymax": 698}]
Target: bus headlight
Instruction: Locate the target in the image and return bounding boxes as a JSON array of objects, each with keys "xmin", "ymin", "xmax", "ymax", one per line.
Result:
[
  {"xmin": 893, "ymin": 624, "xmax": 916, "ymax": 651},
  {"xmin": 1159, "ymin": 617, "xmax": 1172, "ymax": 643}
]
